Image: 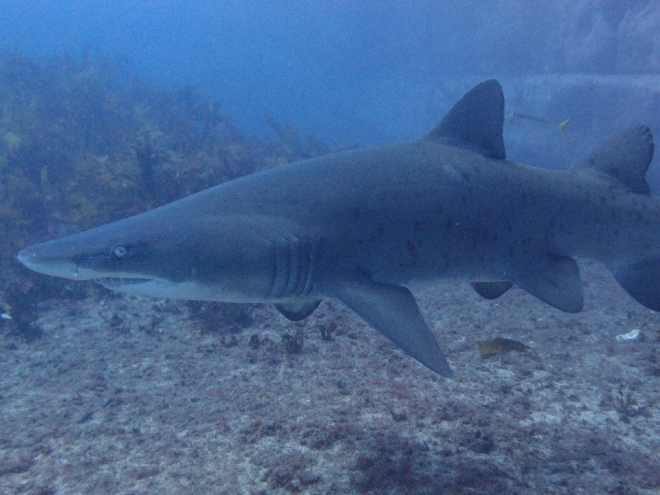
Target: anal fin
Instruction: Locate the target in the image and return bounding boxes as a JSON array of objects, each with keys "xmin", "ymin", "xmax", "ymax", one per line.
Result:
[
  {"xmin": 511, "ymin": 254, "xmax": 584, "ymax": 313},
  {"xmin": 612, "ymin": 256, "xmax": 660, "ymax": 311},
  {"xmin": 334, "ymin": 280, "xmax": 453, "ymax": 377}
]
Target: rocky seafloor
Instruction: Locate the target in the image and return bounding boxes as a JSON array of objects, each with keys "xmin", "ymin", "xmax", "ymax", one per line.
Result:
[{"xmin": 1, "ymin": 260, "xmax": 659, "ymax": 495}]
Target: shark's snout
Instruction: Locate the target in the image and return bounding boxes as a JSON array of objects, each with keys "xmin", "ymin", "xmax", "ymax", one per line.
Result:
[
  {"xmin": 17, "ymin": 244, "xmax": 81, "ymax": 280},
  {"xmin": 17, "ymin": 247, "xmax": 29, "ymax": 265},
  {"xmin": 17, "ymin": 247, "xmax": 40, "ymax": 271}
]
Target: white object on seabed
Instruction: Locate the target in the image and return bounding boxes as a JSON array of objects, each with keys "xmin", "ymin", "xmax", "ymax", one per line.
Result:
[{"xmin": 615, "ymin": 328, "xmax": 642, "ymax": 342}]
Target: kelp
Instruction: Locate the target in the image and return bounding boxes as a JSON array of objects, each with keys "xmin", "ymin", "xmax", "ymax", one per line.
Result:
[{"xmin": 0, "ymin": 50, "xmax": 330, "ymax": 278}]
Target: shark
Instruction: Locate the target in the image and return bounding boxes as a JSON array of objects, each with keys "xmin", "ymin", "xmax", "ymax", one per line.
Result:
[{"xmin": 17, "ymin": 79, "xmax": 660, "ymax": 378}]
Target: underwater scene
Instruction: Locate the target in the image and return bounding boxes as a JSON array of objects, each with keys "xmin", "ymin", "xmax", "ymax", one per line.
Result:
[{"xmin": 2, "ymin": 2, "xmax": 660, "ymax": 494}]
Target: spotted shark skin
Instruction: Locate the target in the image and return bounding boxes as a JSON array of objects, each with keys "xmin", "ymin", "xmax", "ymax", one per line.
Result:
[{"xmin": 18, "ymin": 80, "xmax": 659, "ymax": 377}]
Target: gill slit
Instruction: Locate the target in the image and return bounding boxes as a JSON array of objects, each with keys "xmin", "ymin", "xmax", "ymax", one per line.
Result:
[{"xmin": 266, "ymin": 236, "xmax": 319, "ymax": 299}]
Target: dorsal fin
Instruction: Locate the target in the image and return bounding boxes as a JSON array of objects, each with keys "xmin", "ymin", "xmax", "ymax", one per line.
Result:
[
  {"xmin": 575, "ymin": 125, "xmax": 654, "ymax": 195},
  {"xmin": 423, "ymin": 79, "xmax": 506, "ymax": 160}
]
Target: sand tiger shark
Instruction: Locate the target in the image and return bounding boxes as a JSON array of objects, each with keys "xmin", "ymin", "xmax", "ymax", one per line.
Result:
[{"xmin": 17, "ymin": 80, "xmax": 659, "ymax": 377}]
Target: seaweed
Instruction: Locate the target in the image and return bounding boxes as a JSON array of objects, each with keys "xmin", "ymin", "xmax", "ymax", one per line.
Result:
[
  {"xmin": 282, "ymin": 325, "xmax": 306, "ymax": 354},
  {"xmin": 0, "ymin": 277, "xmax": 87, "ymax": 341},
  {"xmin": 266, "ymin": 115, "xmax": 331, "ymax": 160},
  {"xmin": 0, "ymin": 50, "xmax": 330, "ymax": 271},
  {"xmin": 0, "ymin": 50, "xmax": 333, "ymax": 341},
  {"xmin": 186, "ymin": 301, "xmax": 254, "ymax": 335}
]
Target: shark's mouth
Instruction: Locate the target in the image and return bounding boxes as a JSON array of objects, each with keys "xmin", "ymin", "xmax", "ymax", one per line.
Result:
[
  {"xmin": 96, "ymin": 277, "xmax": 153, "ymax": 289},
  {"xmin": 94, "ymin": 276, "xmax": 216, "ymax": 300}
]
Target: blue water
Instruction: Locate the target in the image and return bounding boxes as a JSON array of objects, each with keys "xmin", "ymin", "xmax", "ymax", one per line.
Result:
[
  {"xmin": 3, "ymin": 1, "xmax": 658, "ymax": 152},
  {"xmin": 3, "ymin": 4, "xmax": 660, "ymax": 493}
]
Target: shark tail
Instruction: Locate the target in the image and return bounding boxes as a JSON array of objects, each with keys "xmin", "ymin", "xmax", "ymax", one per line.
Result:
[{"xmin": 576, "ymin": 125, "xmax": 660, "ymax": 310}]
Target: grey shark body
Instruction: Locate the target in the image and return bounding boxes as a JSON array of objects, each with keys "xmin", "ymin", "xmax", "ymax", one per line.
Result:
[{"xmin": 18, "ymin": 80, "xmax": 660, "ymax": 377}]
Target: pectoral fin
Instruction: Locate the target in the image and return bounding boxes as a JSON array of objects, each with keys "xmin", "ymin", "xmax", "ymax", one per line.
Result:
[
  {"xmin": 334, "ymin": 280, "xmax": 453, "ymax": 377},
  {"xmin": 511, "ymin": 254, "xmax": 583, "ymax": 313}
]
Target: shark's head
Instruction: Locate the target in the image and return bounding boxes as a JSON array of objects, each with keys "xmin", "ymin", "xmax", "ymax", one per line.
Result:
[{"xmin": 17, "ymin": 207, "xmax": 279, "ymax": 302}]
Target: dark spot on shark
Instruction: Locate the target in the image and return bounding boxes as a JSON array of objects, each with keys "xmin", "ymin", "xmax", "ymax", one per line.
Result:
[{"xmin": 406, "ymin": 240, "xmax": 419, "ymax": 265}]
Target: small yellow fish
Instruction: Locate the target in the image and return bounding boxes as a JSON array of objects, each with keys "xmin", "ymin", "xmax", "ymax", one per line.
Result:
[
  {"xmin": 477, "ymin": 337, "xmax": 532, "ymax": 355},
  {"xmin": 505, "ymin": 112, "xmax": 570, "ymax": 137}
]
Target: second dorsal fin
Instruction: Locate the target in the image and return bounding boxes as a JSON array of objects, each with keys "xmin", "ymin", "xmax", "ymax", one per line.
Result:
[{"xmin": 574, "ymin": 125, "xmax": 654, "ymax": 195}]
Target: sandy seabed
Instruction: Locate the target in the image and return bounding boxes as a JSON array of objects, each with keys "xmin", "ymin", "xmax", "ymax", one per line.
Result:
[{"xmin": 1, "ymin": 261, "xmax": 659, "ymax": 495}]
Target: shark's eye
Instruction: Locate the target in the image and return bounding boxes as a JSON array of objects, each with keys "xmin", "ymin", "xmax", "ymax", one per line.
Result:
[{"xmin": 114, "ymin": 245, "xmax": 128, "ymax": 258}]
